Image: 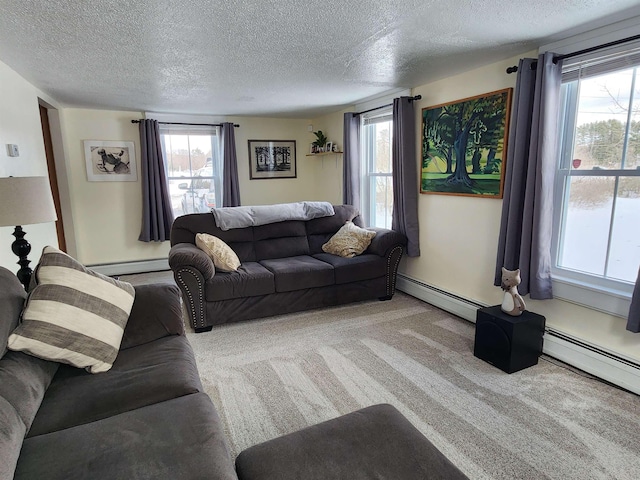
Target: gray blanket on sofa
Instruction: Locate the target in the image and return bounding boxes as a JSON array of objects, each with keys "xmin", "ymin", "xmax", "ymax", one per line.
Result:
[{"xmin": 211, "ymin": 202, "xmax": 335, "ymax": 230}]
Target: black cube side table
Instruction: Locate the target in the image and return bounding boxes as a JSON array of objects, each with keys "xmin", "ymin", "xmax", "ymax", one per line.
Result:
[{"xmin": 474, "ymin": 305, "xmax": 546, "ymax": 374}]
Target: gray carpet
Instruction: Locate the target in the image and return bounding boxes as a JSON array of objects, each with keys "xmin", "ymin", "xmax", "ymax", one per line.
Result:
[{"xmin": 183, "ymin": 293, "xmax": 640, "ymax": 480}]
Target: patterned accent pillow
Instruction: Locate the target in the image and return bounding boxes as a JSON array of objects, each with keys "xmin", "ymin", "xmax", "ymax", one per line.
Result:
[
  {"xmin": 322, "ymin": 221, "xmax": 377, "ymax": 258},
  {"xmin": 196, "ymin": 233, "xmax": 241, "ymax": 272},
  {"xmin": 7, "ymin": 246, "xmax": 135, "ymax": 373}
]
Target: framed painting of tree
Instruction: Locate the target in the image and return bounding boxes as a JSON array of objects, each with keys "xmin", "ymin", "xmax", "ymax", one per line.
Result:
[{"xmin": 420, "ymin": 88, "xmax": 512, "ymax": 197}]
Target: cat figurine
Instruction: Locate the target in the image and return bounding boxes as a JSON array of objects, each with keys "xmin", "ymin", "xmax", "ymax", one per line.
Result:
[{"xmin": 500, "ymin": 267, "xmax": 526, "ymax": 316}]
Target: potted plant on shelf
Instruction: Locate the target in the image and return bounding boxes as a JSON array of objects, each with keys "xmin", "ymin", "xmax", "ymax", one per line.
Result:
[{"xmin": 312, "ymin": 130, "xmax": 328, "ymax": 152}]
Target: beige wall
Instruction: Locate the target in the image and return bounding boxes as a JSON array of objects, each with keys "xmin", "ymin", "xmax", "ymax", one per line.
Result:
[
  {"xmin": 304, "ymin": 110, "xmax": 350, "ymax": 205},
  {"xmin": 404, "ymin": 53, "xmax": 640, "ymax": 362},
  {"xmin": 402, "ymin": 56, "xmax": 521, "ymax": 303},
  {"xmin": 60, "ymin": 109, "xmax": 168, "ymax": 266},
  {"xmin": 60, "ymin": 111, "xmax": 341, "ymax": 266},
  {"xmin": 226, "ymin": 116, "xmax": 341, "ymax": 206},
  {"xmin": 0, "ymin": 60, "xmax": 58, "ymax": 272}
]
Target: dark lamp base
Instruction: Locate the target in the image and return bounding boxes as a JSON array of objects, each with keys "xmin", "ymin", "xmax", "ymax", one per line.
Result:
[{"xmin": 11, "ymin": 225, "xmax": 33, "ymax": 290}]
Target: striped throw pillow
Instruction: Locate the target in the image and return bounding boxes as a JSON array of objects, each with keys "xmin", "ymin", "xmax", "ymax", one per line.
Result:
[{"xmin": 7, "ymin": 246, "xmax": 135, "ymax": 373}]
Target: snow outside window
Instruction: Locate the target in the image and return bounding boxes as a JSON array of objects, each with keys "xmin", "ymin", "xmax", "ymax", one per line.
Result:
[
  {"xmin": 160, "ymin": 125, "xmax": 222, "ymax": 219},
  {"xmin": 361, "ymin": 110, "xmax": 393, "ymax": 228},
  {"xmin": 552, "ymin": 49, "xmax": 640, "ymax": 316}
]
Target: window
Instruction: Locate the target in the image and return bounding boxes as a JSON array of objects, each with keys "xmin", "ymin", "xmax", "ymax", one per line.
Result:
[
  {"xmin": 553, "ymin": 49, "xmax": 640, "ymax": 314},
  {"xmin": 160, "ymin": 126, "xmax": 222, "ymax": 218},
  {"xmin": 361, "ymin": 110, "xmax": 393, "ymax": 228}
]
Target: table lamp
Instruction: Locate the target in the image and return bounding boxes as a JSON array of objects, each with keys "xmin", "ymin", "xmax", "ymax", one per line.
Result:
[{"xmin": 0, "ymin": 176, "xmax": 58, "ymax": 289}]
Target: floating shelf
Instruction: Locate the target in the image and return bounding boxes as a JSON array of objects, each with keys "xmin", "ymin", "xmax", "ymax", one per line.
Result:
[{"xmin": 306, "ymin": 151, "xmax": 343, "ymax": 157}]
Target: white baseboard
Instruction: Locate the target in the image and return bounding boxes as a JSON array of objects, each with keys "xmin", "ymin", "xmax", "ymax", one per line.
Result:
[
  {"xmin": 396, "ymin": 274, "xmax": 640, "ymax": 396},
  {"xmin": 396, "ymin": 275, "xmax": 483, "ymax": 322},
  {"xmin": 88, "ymin": 259, "xmax": 169, "ymax": 276},
  {"xmin": 542, "ymin": 332, "xmax": 640, "ymax": 395}
]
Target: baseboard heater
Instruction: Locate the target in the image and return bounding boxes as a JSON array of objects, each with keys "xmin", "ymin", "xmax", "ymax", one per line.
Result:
[
  {"xmin": 395, "ymin": 274, "xmax": 483, "ymax": 322},
  {"xmin": 545, "ymin": 328, "xmax": 640, "ymax": 371},
  {"xmin": 396, "ymin": 274, "xmax": 640, "ymax": 395},
  {"xmin": 87, "ymin": 258, "xmax": 169, "ymax": 277}
]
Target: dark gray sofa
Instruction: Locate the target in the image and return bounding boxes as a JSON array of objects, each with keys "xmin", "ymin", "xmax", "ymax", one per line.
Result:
[
  {"xmin": 1, "ymin": 265, "xmax": 469, "ymax": 479},
  {"xmin": 0, "ymin": 266, "xmax": 238, "ymax": 480},
  {"xmin": 169, "ymin": 204, "xmax": 407, "ymax": 332}
]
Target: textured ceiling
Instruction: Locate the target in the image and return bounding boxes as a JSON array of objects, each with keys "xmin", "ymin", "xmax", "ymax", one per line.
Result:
[{"xmin": 1, "ymin": 0, "xmax": 640, "ymax": 118}]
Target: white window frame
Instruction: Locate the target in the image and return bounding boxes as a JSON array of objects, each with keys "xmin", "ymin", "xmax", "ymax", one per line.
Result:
[
  {"xmin": 360, "ymin": 109, "xmax": 393, "ymax": 228},
  {"xmin": 550, "ymin": 46, "xmax": 640, "ymax": 317},
  {"xmin": 159, "ymin": 124, "xmax": 222, "ymax": 217}
]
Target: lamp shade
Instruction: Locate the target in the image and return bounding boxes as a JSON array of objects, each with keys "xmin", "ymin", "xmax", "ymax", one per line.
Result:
[{"xmin": 0, "ymin": 176, "xmax": 58, "ymax": 227}]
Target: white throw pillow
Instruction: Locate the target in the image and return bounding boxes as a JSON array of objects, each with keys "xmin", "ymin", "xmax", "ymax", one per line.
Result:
[
  {"xmin": 8, "ymin": 246, "xmax": 135, "ymax": 373},
  {"xmin": 195, "ymin": 233, "xmax": 241, "ymax": 272},
  {"xmin": 322, "ymin": 221, "xmax": 376, "ymax": 258}
]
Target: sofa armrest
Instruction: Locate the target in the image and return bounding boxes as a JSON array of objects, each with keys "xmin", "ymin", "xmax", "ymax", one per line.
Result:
[
  {"xmin": 120, "ymin": 283, "xmax": 185, "ymax": 350},
  {"xmin": 366, "ymin": 228, "xmax": 407, "ymax": 257},
  {"xmin": 169, "ymin": 243, "xmax": 212, "ymax": 331},
  {"xmin": 169, "ymin": 243, "xmax": 215, "ymax": 279}
]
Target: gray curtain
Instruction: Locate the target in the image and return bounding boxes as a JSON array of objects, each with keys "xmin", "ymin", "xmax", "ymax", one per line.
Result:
[
  {"xmin": 627, "ymin": 266, "xmax": 640, "ymax": 332},
  {"xmin": 138, "ymin": 119, "xmax": 174, "ymax": 242},
  {"xmin": 343, "ymin": 112, "xmax": 361, "ymax": 207},
  {"xmin": 494, "ymin": 52, "xmax": 563, "ymax": 299},
  {"xmin": 391, "ymin": 97, "xmax": 420, "ymax": 257},
  {"xmin": 221, "ymin": 122, "xmax": 241, "ymax": 207}
]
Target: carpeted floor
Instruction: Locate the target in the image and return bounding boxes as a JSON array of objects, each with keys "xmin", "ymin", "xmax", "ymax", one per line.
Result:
[
  {"xmin": 120, "ymin": 272, "xmax": 640, "ymax": 479},
  {"xmin": 186, "ymin": 294, "xmax": 640, "ymax": 480}
]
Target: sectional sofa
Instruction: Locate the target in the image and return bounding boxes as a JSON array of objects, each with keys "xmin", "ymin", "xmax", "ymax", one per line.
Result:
[{"xmin": 0, "ymin": 266, "xmax": 238, "ymax": 479}]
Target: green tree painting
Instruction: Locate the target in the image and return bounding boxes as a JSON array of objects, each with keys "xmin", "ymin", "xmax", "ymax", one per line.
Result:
[{"xmin": 421, "ymin": 88, "xmax": 512, "ymax": 197}]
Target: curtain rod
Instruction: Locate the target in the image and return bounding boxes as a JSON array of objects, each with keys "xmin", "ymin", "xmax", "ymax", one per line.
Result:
[
  {"xmin": 131, "ymin": 120, "xmax": 239, "ymax": 127},
  {"xmin": 506, "ymin": 33, "xmax": 640, "ymax": 74},
  {"xmin": 353, "ymin": 95, "xmax": 422, "ymax": 116}
]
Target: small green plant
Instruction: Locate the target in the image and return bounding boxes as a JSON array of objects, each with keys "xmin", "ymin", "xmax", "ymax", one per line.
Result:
[{"xmin": 312, "ymin": 130, "xmax": 328, "ymax": 147}]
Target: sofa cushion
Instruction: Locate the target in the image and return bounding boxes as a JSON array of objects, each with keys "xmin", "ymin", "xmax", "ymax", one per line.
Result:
[
  {"xmin": 172, "ymin": 213, "xmax": 257, "ymax": 262},
  {"xmin": 27, "ymin": 335, "xmax": 203, "ymax": 437},
  {"xmin": 0, "ymin": 397, "xmax": 24, "ymax": 480},
  {"xmin": 259, "ymin": 256, "xmax": 334, "ymax": 292},
  {"xmin": 322, "ymin": 222, "xmax": 376, "ymax": 258},
  {"xmin": 306, "ymin": 205, "xmax": 362, "ymax": 253},
  {"xmin": 16, "ymin": 393, "xmax": 239, "ymax": 480},
  {"xmin": 0, "ymin": 267, "xmax": 59, "ymax": 480},
  {"xmin": 0, "ymin": 355, "xmax": 57, "ymax": 480},
  {"xmin": 196, "ymin": 233, "xmax": 241, "ymax": 272},
  {"xmin": 0, "ymin": 352, "xmax": 58, "ymax": 432},
  {"xmin": 120, "ymin": 283, "xmax": 185, "ymax": 350},
  {"xmin": 8, "ymin": 246, "xmax": 135, "ymax": 373},
  {"xmin": 205, "ymin": 262, "xmax": 275, "ymax": 301},
  {"xmin": 313, "ymin": 253, "xmax": 386, "ymax": 284},
  {"xmin": 0, "ymin": 268, "xmax": 59, "ymax": 431},
  {"xmin": 254, "ymin": 221, "xmax": 310, "ymax": 260},
  {"xmin": 0, "ymin": 267, "xmax": 26, "ymax": 359},
  {"xmin": 306, "ymin": 204, "xmax": 361, "ymax": 235}
]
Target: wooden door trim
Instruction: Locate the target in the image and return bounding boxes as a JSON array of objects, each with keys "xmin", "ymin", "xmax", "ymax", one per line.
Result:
[{"xmin": 39, "ymin": 104, "xmax": 67, "ymax": 252}]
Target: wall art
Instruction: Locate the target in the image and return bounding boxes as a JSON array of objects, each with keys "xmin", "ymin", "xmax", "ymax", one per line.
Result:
[
  {"xmin": 84, "ymin": 140, "xmax": 137, "ymax": 182},
  {"xmin": 421, "ymin": 88, "xmax": 512, "ymax": 197},
  {"xmin": 248, "ymin": 140, "xmax": 296, "ymax": 179}
]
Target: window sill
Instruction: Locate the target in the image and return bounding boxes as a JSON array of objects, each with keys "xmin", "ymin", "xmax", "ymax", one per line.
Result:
[{"xmin": 552, "ymin": 275, "xmax": 632, "ymax": 318}]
